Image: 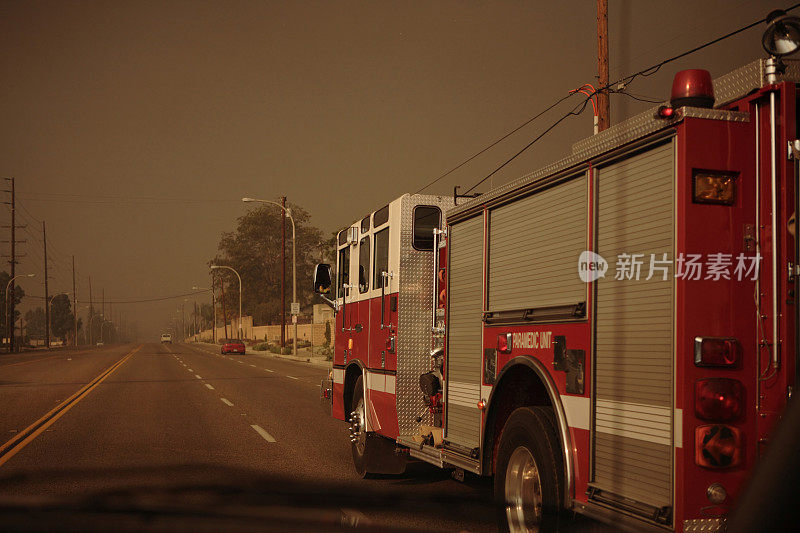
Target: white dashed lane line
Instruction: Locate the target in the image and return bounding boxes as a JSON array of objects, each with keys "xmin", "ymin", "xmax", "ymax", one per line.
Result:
[
  {"xmin": 221, "ymin": 398, "xmax": 234, "ymax": 406},
  {"xmin": 251, "ymin": 424, "xmax": 276, "ymax": 443},
  {"xmin": 188, "ymin": 368, "xmax": 193, "ymax": 372},
  {"xmin": 205, "ymin": 383, "xmax": 215, "ymax": 390},
  {"xmin": 286, "ymin": 375, "xmax": 298, "ymax": 380},
  {"xmin": 195, "ymin": 374, "xmax": 203, "ymax": 379},
  {"xmin": 263, "ymin": 368, "xmax": 274, "ymax": 373}
]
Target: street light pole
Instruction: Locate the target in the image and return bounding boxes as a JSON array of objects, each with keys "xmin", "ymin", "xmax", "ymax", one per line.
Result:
[
  {"xmin": 47, "ymin": 292, "xmax": 67, "ymax": 348},
  {"xmin": 4, "ymin": 273, "xmax": 35, "ymax": 353},
  {"xmin": 89, "ymin": 313, "xmax": 103, "ymax": 344},
  {"xmin": 193, "ymin": 286, "xmax": 215, "ymax": 343},
  {"xmin": 210, "ymin": 265, "xmax": 242, "ymax": 340},
  {"xmin": 242, "ymin": 197, "xmax": 298, "ymax": 355}
]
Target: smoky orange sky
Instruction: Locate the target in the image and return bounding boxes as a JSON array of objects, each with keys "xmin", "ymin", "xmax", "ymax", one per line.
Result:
[{"xmin": 0, "ymin": 0, "xmax": 783, "ymax": 338}]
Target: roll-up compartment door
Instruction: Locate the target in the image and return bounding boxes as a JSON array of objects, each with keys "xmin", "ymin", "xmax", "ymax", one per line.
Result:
[
  {"xmin": 445, "ymin": 215, "xmax": 484, "ymax": 449},
  {"xmin": 591, "ymin": 141, "xmax": 674, "ymax": 517},
  {"xmin": 488, "ymin": 175, "xmax": 587, "ymax": 312}
]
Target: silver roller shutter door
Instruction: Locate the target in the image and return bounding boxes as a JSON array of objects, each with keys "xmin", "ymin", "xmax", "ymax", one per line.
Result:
[
  {"xmin": 445, "ymin": 215, "xmax": 484, "ymax": 448},
  {"xmin": 592, "ymin": 142, "xmax": 674, "ymax": 511},
  {"xmin": 488, "ymin": 175, "xmax": 587, "ymax": 311}
]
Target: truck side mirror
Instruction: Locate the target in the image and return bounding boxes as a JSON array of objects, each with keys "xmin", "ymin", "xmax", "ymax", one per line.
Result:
[{"xmin": 314, "ymin": 264, "xmax": 332, "ymax": 294}]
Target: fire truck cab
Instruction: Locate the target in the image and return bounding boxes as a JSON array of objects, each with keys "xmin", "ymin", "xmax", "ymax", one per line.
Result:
[{"xmin": 316, "ymin": 56, "xmax": 800, "ymax": 532}]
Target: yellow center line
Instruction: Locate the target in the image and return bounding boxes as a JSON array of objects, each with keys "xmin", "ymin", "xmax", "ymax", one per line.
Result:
[{"xmin": 0, "ymin": 345, "xmax": 142, "ymax": 468}]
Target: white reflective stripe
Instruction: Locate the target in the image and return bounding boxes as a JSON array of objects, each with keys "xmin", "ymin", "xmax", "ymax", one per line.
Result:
[
  {"xmin": 480, "ymin": 384, "xmax": 492, "ymax": 403},
  {"xmin": 561, "ymin": 395, "xmax": 590, "ymax": 431},
  {"xmin": 595, "ymin": 399, "xmax": 671, "ymax": 446},
  {"xmin": 368, "ymin": 372, "xmax": 386, "ymax": 393},
  {"xmin": 366, "ymin": 371, "xmax": 397, "ymax": 395},
  {"xmin": 448, "ymin": 380, "xmax": 480, "ymax": 409},
  {"xmin": 674, "ymin": 408, "xmax": 683, "ymax": 448},
  {"xmin": 333, "ymin": 368, "xmax": 344, "ymax": 384}
]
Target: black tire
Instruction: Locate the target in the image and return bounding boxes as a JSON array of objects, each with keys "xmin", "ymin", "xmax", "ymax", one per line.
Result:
[
  {"xmin": 348, "ymin": 375, "xmax": 406, "ymax": 478},
  {"xmin": 494, "ymin": 406, "xmax": 564, "ymax": 533}
]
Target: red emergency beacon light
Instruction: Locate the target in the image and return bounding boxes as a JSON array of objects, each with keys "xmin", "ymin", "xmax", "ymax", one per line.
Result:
[{"xmin": 671, "ymin": 68, "xmax": 715, "ymax": 108}]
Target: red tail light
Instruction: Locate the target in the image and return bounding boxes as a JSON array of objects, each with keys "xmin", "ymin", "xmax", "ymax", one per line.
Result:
[
  {"xmin": 695, "ymin": 425, "xmax": 742, "ymax": 468},
  {"xmin": 695, "ymin": 378, "xmax": 743, "ymax": 422},
  {"xmin": 497, "ymin": 333, "xmax": 512, "ymax": 354},
  {"xmin": 694, "ymin": 337, "xmax": 741, "ymax": 367},
  {"xmin": 656, "ymin": 105, "xmax": 675, "ymax": 119}
]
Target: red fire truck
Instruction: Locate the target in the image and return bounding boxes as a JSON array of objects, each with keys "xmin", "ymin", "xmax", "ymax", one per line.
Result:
[{"xmin": 314, "ymin": 25, "xmax": 800, "ymax": 533}]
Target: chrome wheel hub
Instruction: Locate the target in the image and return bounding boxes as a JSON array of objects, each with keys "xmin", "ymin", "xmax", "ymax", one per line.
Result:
[
  {"xmin": 504, "ymin": 446, "xmax": 543, "ymax": 532},
  {"xmin": 347, "ymin": 397, "xmax": 366, "ymax": 455}
]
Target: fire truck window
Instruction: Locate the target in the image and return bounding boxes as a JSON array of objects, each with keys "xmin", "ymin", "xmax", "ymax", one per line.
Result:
[
  {"xmin": 360, "ymin": 216, "xmax": 370, "ymax": 234},
  {"xmin": 413, "ymin": 206, "xmax": 441, "ymax": 250},
  {"xmin": 338, "ymin": 229, "xmax": 347, "ymax": 246},
  {"xmin": 373, "ymin": 228, "xmax": 389, "ymax": 288},
  {"xmin": 374, "ymin": 205, "xmax": 389, "ymax": 227},
  {"xmin": 359, "ymin": 236, "xmax": 370, "ymax": 293},
  {"xmin": 337, "ymin": 247, "xmax": 350, "ymax": 298}
]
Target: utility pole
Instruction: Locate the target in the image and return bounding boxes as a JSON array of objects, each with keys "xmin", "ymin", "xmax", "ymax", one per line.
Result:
[
  {"xmin": 9, "ymin": 177, "xmax": 14, "ymax": 352},
  {"xmin": 88, "ymin": 276, "xmax": 93, "ymax": 345},
  {"xmin": 43, "ymin": 221, "xmax": 50, "ymax": 349},
  {"xmin": 220, "ymin": 274, "xmax": 229, "ymax": 340},
  {"xmin": 72, "ymin": 255, "xmax": 77, "ymax": 346},
  {"xmin": 597, "ymin": 0, "xmax": 610, "ymax": 132},
  {"xmin": 281, "ymin": 195, "xmax": 286, "ymax": 348},
  {"xmin": 211, "ymin": 274, "xmax": 217, "ymax": 344}
]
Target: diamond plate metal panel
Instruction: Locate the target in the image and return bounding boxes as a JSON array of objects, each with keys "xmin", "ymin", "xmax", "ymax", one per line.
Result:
[
  {"xmin": 447, "ymin": 58, "xmax": 791, "ymax": 224},
  {"xmin": 713, "ymin": 59, "xmax": 766, "ymax": 106},
  {"xmin": 448, "ymin": 107, "xmax": 745, "ymax": 223},
  {"xmin": 396, "ymin": 194, "xmax": 454, "ymax": 436}
]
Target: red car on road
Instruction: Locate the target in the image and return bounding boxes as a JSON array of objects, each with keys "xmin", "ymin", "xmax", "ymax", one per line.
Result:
[{"xmin": 220, "ymin": 339, "xmax": 246, "ymax": 355}]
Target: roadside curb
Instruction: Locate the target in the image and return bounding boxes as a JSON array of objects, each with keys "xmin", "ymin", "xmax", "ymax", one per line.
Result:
[{"xmin": 191, "ymin": 342, "xmax": 331, "ymax": 369}]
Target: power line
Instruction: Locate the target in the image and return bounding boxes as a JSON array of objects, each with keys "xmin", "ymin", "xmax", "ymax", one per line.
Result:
[
  {"xmin": 17, "ymin": 192, "xmax": 240, "ymax": 205},
  {"xmin": 459, "ymin": 3, "xmax": 800, "ymax": 195},
  {"xmin": 613, "ymin": 91, "xmax": 664, "ymax": 104},
  {"xmin": 464, "ymin": 97, "xmax": 593, "ymax": 194},
  {"xmin": 414, "ymin": 93, "xmax": 580, "ymax": 194},
  {"xmin": 24, "ymin": 290, "xmax": 210, "ymax": 305}
]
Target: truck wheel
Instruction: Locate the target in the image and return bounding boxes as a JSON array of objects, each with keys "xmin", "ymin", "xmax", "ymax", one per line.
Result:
[
  {"xmin": 494, "ymin": 406, "xmax": 563, "ymax": 532},
  {"xmin": 349, "ymin": 375, "xmax": 371, "ymax": 477},
  {"xmin": 348, "ymin": 375, "xmax": 406, "ymax": 478}
]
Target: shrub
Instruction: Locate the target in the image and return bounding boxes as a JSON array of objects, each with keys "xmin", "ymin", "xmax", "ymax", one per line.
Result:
[
  {"xmin": 253, "ymin": 342, "xmax": 269, "ymax": 351},
  {"xmin": 281, "ymin": 347, "xmax": 292, "ymax": 355}
]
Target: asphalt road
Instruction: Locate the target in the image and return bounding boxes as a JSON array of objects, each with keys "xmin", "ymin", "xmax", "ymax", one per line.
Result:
[{"xmin": 0, "ymin": 342, "xmax": 506, "ymax": 532}]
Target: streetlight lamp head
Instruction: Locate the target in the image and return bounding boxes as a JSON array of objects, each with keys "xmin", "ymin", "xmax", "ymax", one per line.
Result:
[
  {"xmin": 210, "ymin": 265, "xmax": 220, "ymax": 270},
  {"xmin": 242, "ymin": 197, "xmax": 255, "ymax": 203},
  {"xmin": 26, "ymin": 273, "xmax": 35, "ymax": 278}
]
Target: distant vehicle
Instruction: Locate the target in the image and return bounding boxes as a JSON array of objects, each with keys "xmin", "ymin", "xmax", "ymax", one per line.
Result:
[
  {"xmin": 221, "ymin": 339, "xmax": 245, "ymax": 355},
  {"xmin": 160, "ymin": 333, "xmax": 172, "ymax": 344},
  {"xmin": 95, "ymin": 341, "xmax": 103, "ymax": 347}
]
